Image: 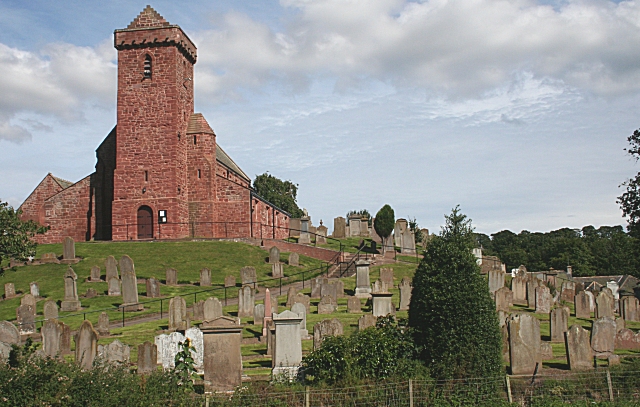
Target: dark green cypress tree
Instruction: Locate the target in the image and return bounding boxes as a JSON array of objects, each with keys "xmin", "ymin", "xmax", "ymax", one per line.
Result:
[{"xmin": 408, "ymin": 206, "xmax": 502, "ymax": 380}]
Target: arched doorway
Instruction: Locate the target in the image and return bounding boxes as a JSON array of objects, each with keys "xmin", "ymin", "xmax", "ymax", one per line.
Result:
[{"xmin": 137, "ymin": 206, "xmax": 153, "ymax": 239}]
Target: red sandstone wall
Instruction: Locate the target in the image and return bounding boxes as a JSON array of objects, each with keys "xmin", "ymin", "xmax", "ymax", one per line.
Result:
[
  {"xmin": 215, "ymin": 174, "xmax": 251, "ymax": 238},
  {"xmin": 19, "ymin": 174, "xmax": 65, "ymax": 225},
  {"xmin": 263, "ymin": 239, "xmax": 339, "ymax": 263}
]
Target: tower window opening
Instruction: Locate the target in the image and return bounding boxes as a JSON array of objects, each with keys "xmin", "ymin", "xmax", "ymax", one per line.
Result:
[
  {"xmin": 197, "ymin": 169, "xmax": 201, "ymax": 179},
  {"xmin": 144, "ymin": 170, "xmax": 148, "ymax": 182},
  {"xmin": 143, "ymin": 55, "xmax": 152, "ymax": 78},
  {"xmin": 194, "ymin": 135, "xmax": 197, "ymax": 145}
]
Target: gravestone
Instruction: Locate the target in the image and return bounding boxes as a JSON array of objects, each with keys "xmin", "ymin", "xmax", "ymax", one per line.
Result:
[
  {"xmin": 155, "ymin": 331, "xmax": 185, "ymax": 368},
  {"xmin": 43, "ymin": 300, "xmax": 59, "ymax": 320},
  {"xmin": 60, "ymin": 322, "xmax": 71, "ymax": 355},
  {"xmin": 4, "ymin": 282, "xmax": 16, "ymax": 299},
  {"xmin": 540, "ymin": 342, "xmax": 554, "ymax": 360},
  {"xmin": 358, "ymin": 314, "xmax": 377, "ymax": 331},
  {"xmin": 595, "ymin": 291, "xmax": 614, "ymax": 319},
  {"xmin": 75, "ymin": 320, "xmax": 98, "ymax": 370},
  {"xmin": 61, "ymin": 267, "xmax": 81, "ymax": 312},
  {"xmin": 237, "ymin": 286, "xmax": 255, "ymax": 318},
  {"xmin": 0, "ymin": 321, "xmax": 20, "ymax": 360},
  {"xmin": 310, "ymin": 277, "xmax": 325, "ymax": 298},
  {"xmin": 120, "ymin": 255, "xmax": 142, "ymax": 311},
  {"xmin": 372, "ymin": 279, "xmax": 389, "ymax": 294},
  {"xmin": 285, "ymin": 287, "xmax": 298, "ymax": 307},
  {"xmin": 98, "ymin": 339, "xmax": 130, "ymax": 364},
  {"xmin": 535, "ymin": 286, "xmax": 552, "ymax": 314},
  {"xmin": 575, "ymin": 291, "xmax": 591, "ymax": 319},
  {"xmin": 616, "ymin": 317, "xmax": 625, "ymax": 332},
  {"xmin": 85, "ymin": 288, "xmax": 97, "ymax": 298},
  {"xmin": 108, "ymin": 277, "xmax": 121, "ymax": 296},
  {"xmin": 354, "ymin": 260, "xmax": 372, "ymax": 297},
  {"xmin": 224, "ymin": 275, "xmax": 236, "ymax": 288},
  {"xmin": 201, "ymin": 316, "xmax": 243, "ymax": 392},
  {"xmin": 495, "ymin": 287, "xmax": 513, "ymax": 313},
  {"xmin": 488, "ymin": 269, "xmax": 505, "ymax": 296},
  {"xmin": 333, "ymin": 217, "xmax": 346, "ymax": 238},
  {"xmin": 585, "ymin": 291, "xmax": 596, "ymax": 313},
  {"xmin": 399, "ymin": 276, "xmax": 412, "ymax": 311},
  {"xmin": 193, "ymin": 300, "xmax": 205, "ymax": 320},
  {"xmin": 508, "ymin": 313, "xmax": 542, "ymax": 375},
  {"xmin": 137, "ymin": 341, "xmax": 157, "ymax": 374},
  {"xmin": 254, "ymin": 304, "xmax": 265, "ymax": 326},
  {"xmin": 380, "ymin": 268, "xmax": 394, "ymax": 288},
  {"xmin": 169, "ymin": 296, "xmax": 188, "ymax": 331},
  {"xmin": 560, "ymin": 281, "xmax": 576, "ymax": 303},
  {"xmin": 347, "ymin": 296, "xmax": 361, "ymax": 313},
  {"xmin": 316, "ymin": 223, "xmax": 328, "ymax": 244},
  {"xmin": 97, "ymin": 312, "xmax": 110, "ymax": 336},
  {"xmin": 317, "ymin": 295, "xmax": 337, "ymax": 314},
  {"xmin": 40, "ymin": 252, "xmax": 59, "ymax": 264},
  {"xmin": 291, "ymin": 293, "xmax": 311, "ymax": 313},
  {"xmin": 320, "ymin": 280, "xmax": 340, "ymax": 302},
  {"xmin": 565, "ymin": 324, "xmax": 593, "ymax": 371},
  {"xmin": 313, "ymin": 318, "xmax": 343, "ymax": 350},
  {"xmin": 62, "ymin": 236, "xmax": 75, "ymax": 262},
  {"xmin": 511, "ymin": 275, "xmax": 527, "ymax": 304},
  {"xmin": 263, "ymin": 288, "xmax": 274, "ymax": 336},
  {"xmin": 527, "ymin": 277, "xmax": 542, "ymax": 308},
  {"xmin": 185, "ymin": 327, "xmax": 204, "ymax": 371},
  {"xmin": 200, "ymin": 268, "xmax": 211, "ymax": 287},
  {"xmin": 273, "ymin": 310, "xmax": 304, "ymax": 379},
  {"xmin": 241, "ymin": 267, "xmax": 257, "ymax": 285},
  {"xmin": 203, "ymin": 297, "xmax": 223, "ymax": 321},
  {"xmin": 105, "ymin": 255, "xmax": 118, "ymax": 281},
  {"xmin": 16, "ymin": 304, "xmax": 35, "ymax": 334},
  {"xmin": 615, "ymin": 328, "xmax": 640, "ymax": 350},
  {"xmin": 166, "ymin": 268, "xmax": 178, "ymax": 286},
  {"xmin": 550, "ymin": 307, "xmax": 570, "ymax": 342},
  {"xmin": 90, "ymin": 265, "xmax": 101, "ymax": 282},
  {"xmin": 621, "ymin": 296, "xmax": 639, "ymax": 322},
  {"xmin": 21, "ymin": 293, "xmax": 36, "ymax": 309},
  {"xmin": 146, "ymin": 277, "xmax": 161, "ymax": 298},
  {"xmin": 269, "ymin": 246, "xmax": 280, "ymax": 264},
  {"xmin": 299, "ymin": 216, "xmax": 311, "ymax": 244},
  {"xmin": 591, "ymin": 316, "xmax": 616, "ymax": 355},
  {"xmin": 372, "ymin": 292, "xmax": 395, "ymax": 317},
  {"xmin": 292, "ymin": 302, "xmax": 309, "ymax": 338},
  {"xmin": 42, "ymin": 319, "xmax": 65, "ymax": 358},
  {"xmin": 271, "ymin": 262, "xmax": 284, "ymax": 278},
  {"xmin": 288, "ymin": 252, "xmax": 299, "ymax": 267},
  {"xmin": 29, "ymin": 282, "xmax": 39, "ymax": 298}
]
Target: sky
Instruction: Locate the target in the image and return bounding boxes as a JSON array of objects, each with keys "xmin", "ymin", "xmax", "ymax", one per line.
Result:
[{"xmin": 1, "ymin": 0, "xmax": 640, "ymax": 236}]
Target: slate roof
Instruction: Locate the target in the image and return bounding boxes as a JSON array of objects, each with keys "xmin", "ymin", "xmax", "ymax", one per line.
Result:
[
  {"xmin": 216, "ymin": 145, "xmax": 251, "ymax": 183},
  {"xmin": 51, "ymin": 175, "xmax": 74, "ymax": 189},
  {"xmin": 573, "ymin": 275, "xmax": 639, "ymax": 295}
]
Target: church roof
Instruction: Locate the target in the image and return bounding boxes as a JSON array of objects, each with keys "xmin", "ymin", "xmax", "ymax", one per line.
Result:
[
  {"xmin": 51, "ymin": 175, "xmax": 74, "ymax": 189},
  {"xmin": 187, "ymin": 113, "xmax": 215, "ymax": 135},
  {"xmin": 216, "ymin": 145, "xmax": 251, "ymax": 183},
  {"xmin": 127, "ymin": 5, "xmax": 171, "ymax": 29}
]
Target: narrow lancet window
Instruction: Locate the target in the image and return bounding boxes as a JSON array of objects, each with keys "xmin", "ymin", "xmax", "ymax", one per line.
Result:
[{"xmin": 143, "ymin": 55, "xmax": 152, "ymax": 79}]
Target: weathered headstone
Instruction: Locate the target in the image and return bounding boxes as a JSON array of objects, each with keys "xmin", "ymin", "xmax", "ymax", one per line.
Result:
[
  {"xmin": 560, "ymin": 281, "xmax": 576, "ymax": 303},
  {"xmin": 29, "ymin": 282, "xmax": 39, "ymax": 298},
  {"xmin": 355, "ymin": 260, "xmax": 372, "ymax": 297},
  {"xmin": 285, "ymin": 286, "xmax": 298, "ymax": 308},
  {"xmin": 269, "ymin": 246, "xmax": 280, "ymax": 264},
  {"xmin": 550, "ymin": 307, "xmax": 569, "ymax": 342},
  {"xmin": 495, "ymin": 287, "xmax": 513, "ymax": 313},
  {"xmin": 137, "ymin": 341, "xmax": 157, "ymax": 374},
  {"xmin": 540, "ymin": 342, "xmax": 554, "ymax": 360},
  {"xmin": 201, "ymin": 316, "xmax": 243, "ymax": 392},
  {"xmin": 254, "ymin": 303, "xmax": 265, "ymax": 326},
  {"xmin": 291, "ymin": 293, "xmax": 311, "ymax": 313},
  {"xmin": 203, "ymin": 297, "xmax": 222, "ymax": 321},
  {"xmin": 372, "ymin": 279, "xmax": 389, "ymax": 294},
  {"xmin": 310, "ymin": 277, "xmax": 324, "ymax": 298},
  {"xmin": 193, "ymin": 300, "xmax": 205, "ymax": 320},
  {"xmin": 347, "ymin": 296, "xmax": 361, "ymax": 313},
  {"xmin": 21, "ymin": 293, "xmax": 36, "ymax": 309},
  {"xmin": 43, "ymin": 300, "xmax": 59, "ymax": 320},
  {"xmin": 97, "ymin": 312, "xmax": 110, "ymax": 336},
  {"xmin": 146, "ymin": 277, "xmax": 161, "ymax": 298},
  {"xmin": 42, "ymin": 319, "xmax": 65, "ymax": 358},
  {"xmin": 240, "ymin": 267, "xmax": 257, "ymax": 285},
  {"xmin": 595, "ymin": 291, "xmax": 614, "ymax": 319},
  {"xmin": 299, "ymin": 216, "xmax": 311, "ymax": 244},
  {"xmin": 616, "ymin": 317, "xmax": 625, "ymax": 332},
  {"xmin": 399, "ymin": 276, "xmax": 412, "ymax": 311},
  {"xmin": 90, "ymin": 265, "xmax": 101, "ymax": 282},
  {"xmin": 575, "ymin": 291, "xmax": 591, "ymax": 319},
  {"xmin": 358, "ymin": 314, "xmax": 377, "ymax": 331},
  {"xmin": 62, "ymin": 236, "xmax": 75, "ymax": 262},
  {"xmin": 85, "ymin": 288, "xmax": 97, "ymax": 298},
  {"xmin": 380, "ymin": 268, "xmax": 394, "ymax": 288},
  {"xmin": 75, "ymin": 320, "xmax": 98, "ymax": 370},
  {"xmin": 199, "ymin": 268, "xmax": 211, "ymax": 287},
  {"xmin": 372, "ymin": 292, "xmax": 395, "ymax": 317},
  {"xmin": 271, "ymin": 262, "xmax": 284, "ymax": 278},
  {"xmin": 155, "ymin": 331, "xmax": 185, "ymax": 368},
  {"xmin": 185, "ymin": 327, "xmax": 204, "ymax": 371},
  {"xmin": 313, "ymin": 318, "xmax": 343, "ymax": 350},
  {"xmin": 40, "ymin": 252, "xmax": 59, "ymax": 264},
  {"xmin": 320, "ymin": 280, "xmax": 340, "ymax": 302},
  {"xmin": 527, "ymin": 277, "xmax": 542, "ymax": 308},
  {"xmin": 333, "ymin": 217, "xmax": 346, "ymax": 238},
  {"xmin": 615, "ymin": 328, "xmax": 640, "ymax": 350},
  {"xmin": 237, "ymin": 286, "xmax": 255, "ymax": 318},
  {"xmin": 591, "ymin": 316, "xmax": 616, "ymax": 355},
  {"xmin": 511, "ymin": 275, "xmax": 527, "ymax": 304},
  {"xmin": 288, "ymin": 252, "xmax": 299, "ymax": 267},
  {"xmin": 120, "ymin": 255, "xmax": 142, "ymax": 311},
  {"xmin": 224, "ymin": 275, "xmax": 236, "ymax": 288},
  {"xmin": 508, "ymin": 313, "xmax": 542, "ymax": 375},
  {"xmin": 621, "ymin": 296, "xmax": 639, "ymax": 322},
  {"xmin": 565, "ymin": 324, "xmax": 593, "ymax": 370},
  {"xmin": 16, "ymin": 304, "xmax": 35, "ymax": 334},
  {"xmin": 60, "ymin": 322, "xmax": 71, "ymax": 354},
  {"xmin": 165, "ymin": 268, "xmax": 178, "ymax": 286},
  {"xmin": 61, "ymin": 267, "xmax": 81, "ymax": 312},
  {"xmin": 317, "ymin": 295, "xmax": 337, "ymax": 314},
  {"xmin": 169, "ymin": 296, "xmax": 188, "ymax": 331},
  {"xmin": 108, "ymin": 277, "xmax": 121, "ymax": 296},
  {"xmin": 535, "ymin": 286, "xmax": 552, "ymax": 314},
  {"xmin": 488, "ymin": 269, "xmax": 505, "ymax": 296},
  {"xmin": 4, "ymin": 282, "xmax": 16, "ymax": 299},
  {"xmin": 585, "ymin": 290, "xmax": 596, "ymax": 313},
  {"xmin": 292, "ymin": 302, "xmax": 309, "ymax": 338},
  {"xmin": 0, "ymin": 321, "xmax": 20, "ymax": 360},
  {"xmin": 273, "ymin": 310, "xmax": 304, "ymax": 379},
  {"xmin": 98, "ymin": 339, "xmax": 130, "ymax": 364},
  {"xmin": 105, "ymin": 255, "xmax": 119, "ymax": 281}
]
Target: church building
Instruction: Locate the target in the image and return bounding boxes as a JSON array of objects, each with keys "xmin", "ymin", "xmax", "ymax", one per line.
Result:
[{"xmin": 19, "ymin": 6, "xmax": 290, "ymax": 244}]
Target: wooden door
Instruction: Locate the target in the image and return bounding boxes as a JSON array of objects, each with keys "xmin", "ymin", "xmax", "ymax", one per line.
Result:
[{"xmin": 137, "ymin": 206, "xmax": 153, "ymax": 239}]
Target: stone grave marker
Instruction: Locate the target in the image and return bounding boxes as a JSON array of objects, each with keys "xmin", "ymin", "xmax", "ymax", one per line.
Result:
[
  {"xmin": 380, "ymin": 268, "xmax": 394, "ymax": 288},
  {"xmin": 288, "ymin": 252, "xmax": 299, "ymax": 267},
  {"xmin": 550, "ymin": 307, "xmax": 570, "ymax": 342},
  {"xmin": 540, "ymin": 343, "xmax": 554, "ymax": 360},
  {"xmin": 591, "ymin": 316, "xmax": 616, "ymax": 355},
  {"xmin": 108, "ymin": 277, "xmax": 121, "ymax": 296},
  {"xmin": 358, "ymin": 314, "xmax": 377, "ymax": 331},
  {"xmin": 596, "ymin": 291, "xmax": 614, "ymax": 319},
  {"xmin": 146, "ymin": 277, "xmax": 161, "ymax": 298},
  {"xmin": 203, "ymin": 297, "xmax": 222, "ymax": 321},
  {"xmin": 42, "ymin": 319, "xmax": 65, "ymax": 358},
  {"xmin": 333, "ymin": 217, "xmax": 346, "ymax": 238},
  {"xmin": 615, "ymin": 328, "xmax": 640, "ymax": 350},
  {"xmin": 61, "ymin": 267, "xmax": 81, "ymax": 312},
  {"xmin": 299, "ymin": 216, "xmax": 311, "ymax": 244},
  {"xmin": 320, "ymin": 280, "xmax": 340, "ymax": 302},
  {"xmin": 201, "ymin": 316, "xmax": 243, "ymax": 392},
  {"xmin": 60, "ymin": 322, "xmax": 72, "ymax": 354},
  {"xmin": 527, "ymin": 277, "xmax": 542, "ymax": 308},
  {"xmin": 0, "ymin": 321, "xmax": 20, "ymax": 360},
  {"xmin": 585, "ymin": 291, "xmax": 596, "ymax": 313},
  {"xmin": 137, "ymin": 341, "xmax": 157, "ymax": 374},
  {"xmin": 565, "ymin": 324, "xmax": 593, "ymax": 371},
  {"xmin": 16, "ymin": 304, "xmax": 35, "ymax": 334},
  {"xmin": 372, "ymin": 292, "xmax": 395, "ymax": 317},
  {"xmin": 511, "ymin": 275, "xmax": 527, "ymax": 304},
  {"xmin": 166, "ymin": 268, "xmax": 178, "ymax": 286},
  {"xmin": 169, "ymin": 296, "xmax": 188, "ymax": 331},
  {"xmin": 185, "ymin": 327, "xmax": 204, "ymax": 371},
  {"xmin": 193, "ymin": 300, "xmax": 205, "ymax": 320},
  {"xmin": 273, "ymin": 310, "xmax": 304, "ymax": 379},
  {"xmin": 560, "ymin": 281, "xmax": 576, "ymax": 303},
  {"xmin": 29, "ymin": 282, "xmax": 39, "ymax": 297},
  {"xmin": 238, "ymin": 286, "xmax": 255, "ymax": 318},
  {"xmin": 285, "ymin": 286, "xmax": 298, "ymax": 307},
  {"xmin": 621, "ymin": 296, "xmax": 639, "ymax": 322},
  {"xmin": 313, "ymin": 318, "xmax": 343, "ymax": 350},
  {"xmin": 120, "ymin": 255, "xmax": 142, "ymax": 311},
  {"xmin": 372, "ymin": 279, "xmax": 389, "ymax": 294},
  {"xmin": 97, "ymin": 312, "xmax": 110, "ymax": 336},
  {"xmin": 21, "ymin": 293, "xmax": 36, "ymax": 309},
  {"xmin": 43, "ymin": 300, "xmax": 59, "ymax": 320},
  {"xmin": 535, "ymin": 286, "xmax": 552, "ymax": 314},
  {"xmin": 62, "ymin": 236, "xmax": 75, "ymax": 263},
  {"xmin": 155, "ymin": 331, "xmax": 185, "ymax": 369},
  {"xmin": 575, "ymin": 291, "xmax": 591, "ymax": 319},
  {"xmin": 90, "ymin": 266, "xmax": 101, "ymax": 282},
  {"xmin": 616, "ymin": 317, "xmax": 625, "ymax": 332},
  {"xmin": 225, "ymin": 275, "xmax": 236, "ymax": 288},
  {"xmin": 200, "ymin": 268, "xmax": 211, "ymax": 287},
  {"xmin": 75, "ymin": 320, "xmax": 98, "ymax": 370},
  {"xmin": 40, "ymin": 252, "xmax": 59, "ymax": 264},
  {"xmin": 310, "ymin": 277, "xmax": 325, "ymax": 298},
  {"xmin": 488, "ymin": 269, "xmax": 505, "ymax": 296},
  {"xmin": 269, "ymin": 246, "xmax": 280, "ymax": 264},
  {"xmin": 262, "ymin": 288, "xmax": 274, "ymax": 336},
  {"xmin": 241, "ymin": 267, "xmax": 257, "ymax": 285},
  {"xmin": 292, "ymin": 302, "xmax": 309, "ymax": 338},
  {"xmin": 98, "ymin": 339, "xmax": 130, "ymax": 364},
  {"xmin": 291, "ymin": 293, "xmax": 310, "ymax": 313},
  {"xmin": 508, "ymin": 313, "xmax": 542, "ymax": 375},
  {"xmin": 495, "ymin": 287, "xmax": 513, "ymax": 313},
  {"xmin": 4, "ymin": 283, "xmax": 16, "ymax": 299},
  {"xmin": 347, "ymin": 296, "xmax": 361, "ymax": 313},
  {"xmin": 85, "ymin": 288, "xmax": 97, "ymax": 298},
  {"xmin": 355, "ymin": 260, "xmax": 372, "ymax": 297},
  {"xmin": 254, "ymin": 304, "xmax": 265, "ymax": 326},
  {"xmin": 105, "ymin": 255, "xmax": 118, "ymax": 281},
  {"xmin": 317, "ymin": 295, "xmax": 337, "ymax": 314},
  {"xmin": 399, "ymin": 276, "xmax": 412, "ymax": 311},
  {"xmin": 272, "ymin": 262, "xmax": 284, "ymax": 278}
]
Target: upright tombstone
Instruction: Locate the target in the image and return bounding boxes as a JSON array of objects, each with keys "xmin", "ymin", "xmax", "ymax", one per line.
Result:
[
  {"xmin": 347, "ymin": 296, "xmax": 361, "ymax": 313},
  {"xmin": 185, "ymin": 327, "xmax": 204, "ymax": 371},
  {"xmin": 358, "ymin": 314, "xmax": 377, "ymax": 331},
  {"xmin": 15, "ymin": 304, "xmax": 35, "ymax": 334},
  {"xmin": 271, "ymin": 262, "xmax": 284, "ymax": 278},
  {"xmin": 254, "ymin": 304, "xmax": 265, "ymax": 326},
  {"xmin": 565, "ymin": 324, "xmax": 594, "ymax": 371},
  {"xmin": 200, "ymin": 268, "xmax": 211, "ymax": 287},
  {"xmin": 400, "ymin": 226, "xmax": 415, "ymax": 254},
  {"xmin": 371, "ymin": 292, "xmax": 395, "ymax": 317},
  {"xmin": 202, "ymin": 297, "xmax": 222, "ymax": 322},
  {"xmin": 237, "ymin": 286, "xmax": 255, "ymax": 318},
  {"xmin": 43, "ymin": 300, "xmax": 59, "ymax": 320},
  {"xmin": 495, "ymin": 287, "xmax": 513, "ymax": 313},
  {"xmin": 317, "ymin": 295, "xmax": 338, "ymax": 314},
  {"xmin": 591, "ymin": 316, "xmax": 616, "ymax": 356},
  {"xmin": 399, "ymin": 276, "xmax": 412, "ymax": 311},
  {"xmin": 0, "ymin": 321, "xmax": 20, "ymax": 360},
  {"xmin": 354, "ymin": 260, "xmax": 372, "ymax": 298},
  {"xmin": 511, "ymin": 275, "xmax": 527, "ymax": 304},
  {"xmin": 29, "ymin": 282, "xmax": 40, "ymax": 298},
  {"xmin": 508, "ymin": 313, "xmax": 542, "ymax": 375},
  {"xmin": 535, "ymin": 286, "xmax": 552, "ymax": 314},
  {"xmin": 240, "ymin": 267, "xmax": 257, "ymax": 285},
  {"xmin": 288, "ymin": 252, "xmax": 299, "ymax": 267},
  {"xmin": 90, "ymin": 266, "xmax": 101, "ymax": 282},
  {"xmin": 291, "ymin": 293, "xmax": 311, "ymax": 313},
  {"xmin": 108, "ymin": 277, "xmax": 121, "ymax": 296},
  {"xmin": 4, "ymin": 283, "xmax": 16, "ymax": 299},
  {"xmin": 61, "ymin": 267, "xmax": 81, "ymax": 312},
  {"xmin": 380, "ymin": 268, "xmax": 394, "ymax": 288},
  {"xmin": 333, "ymin": 217, "xmax": 346, "ymax": 238},
  {"xmin": 488, "ymin": 270, "xmax": 505, "ymax": 296},
  {"xmin": 575, "ymin": 291, "xmax": 591, "ymax": 319},
  {"xmin": 292, "ymin": 302, "xmax": 309, "ymax": 338},
  {"xmin": 320, "ymin": 280, "xmax": 340, "ymax": 302},
  {"xmin": 165, "ymin": 268, "xmax": 178, "ymax": 286},
  {"xmin": 550, "ymin": 307, "xmax": 570, "ymax": 342},
  {"xmin": 62, "ymin": 236, "xmax": 75, "ymax": 263},
  {"xmin": 97, "ymin": 312, "xmax": 110, "ymax": 336},
  {"xmin": 272, "ymin": 310, "xmax": 304, "ymax": 379},
  {"xmin": 137, "ymin": 341, "xmax": 157, "ymax": 374},
  {"xmin": 299, "ymin": 216, "xmax": 311, "ymax": 244},
  {"xmin": 42, "ymin": 319, "xmax": 65, "ymax": 358},
  {"xmin": 75, "ymin": 320, "xmax": 98, "ymax": 370},
  {"xmin": 313, "ymin": 318, "xmax": 343, "ymax": 350},
  {"xmin": 269, "ymin": 246, "xmax": 280, "ymax": 264},
  {"xmin": 316, "ymin": 222, "xmax": 328, "ymax": 244},
  {"xmin": 621, "ymin": 296, "xmax": 639, "ymax": 322},
  {"xmin": 595, "ymin": 291, "xmax": 615, "ymax": 319},
  {"xmin": 560, "ymin": 281, "xmax": 576, "ymax": 303},
  {"xmin": 146, "ymin": 277, "xmax": 161, "ymax": 298},
  {"xmin": 192, "ymin": 300, "xmax": 204, "ymax": 320},
  {"xmin": 98, "ymin": 339, "xmax": 131, "ymax": 364},
  {"xmin": 224, "ymin": 275, "xmax": 236, "ymax": 288},
  {"xmin": 21, "ymin": 293, "xmax": 36, "ymax": 309},
  {"xmin": 169, "ymin": 296, "xmax": 188, "ymax": 331},
  {"xmin": 285, "ymin": 287, "xmax": 298, "ymax": 308},
  {"xmin": 263, "ymin": 289, "xmax": 274, "ymax": 336},
  {"xmin": 201, "ymin": 316, "xmax": 243, "ymax": 392},
  {"xmin": 120, "ymin": 255, "xmax": 143, "ymax": 311},
  {"xmin": 585, "ymin": 291, "xmax": 596, "ymax": 313},
  {"xmin": 105, "ymin": 255, "xmax": 119, "ymax": 281},
  {"xmin": 155, "ymin": 331, "xmax": 186, "ymax": 369},
  {"xmin": 527, "ymin": 277, "xmax": 542, "ymax": 309}
]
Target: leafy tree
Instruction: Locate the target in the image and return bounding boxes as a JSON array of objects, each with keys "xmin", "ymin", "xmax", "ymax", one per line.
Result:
[
  {"xmin": 618, "ymin": 129, "xmax": 640, "ymax": 238},
  {"xmin": 173, "ymin": 339, "xmax": 198, "ymax": 392},
  {"xmin": 408, "ymin": 206, "xmax": 502, "ymax": 380},
  {"xmin": 374, "ymin": 205, "xmax": 394, "ymax": 252},
  {"xmin": 252, "ymin": 173, "xmax": 304, "ymax": 218},
  {"xmin": 0, "ymin": 201, "xmax": 48, "ymax": 269}
]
